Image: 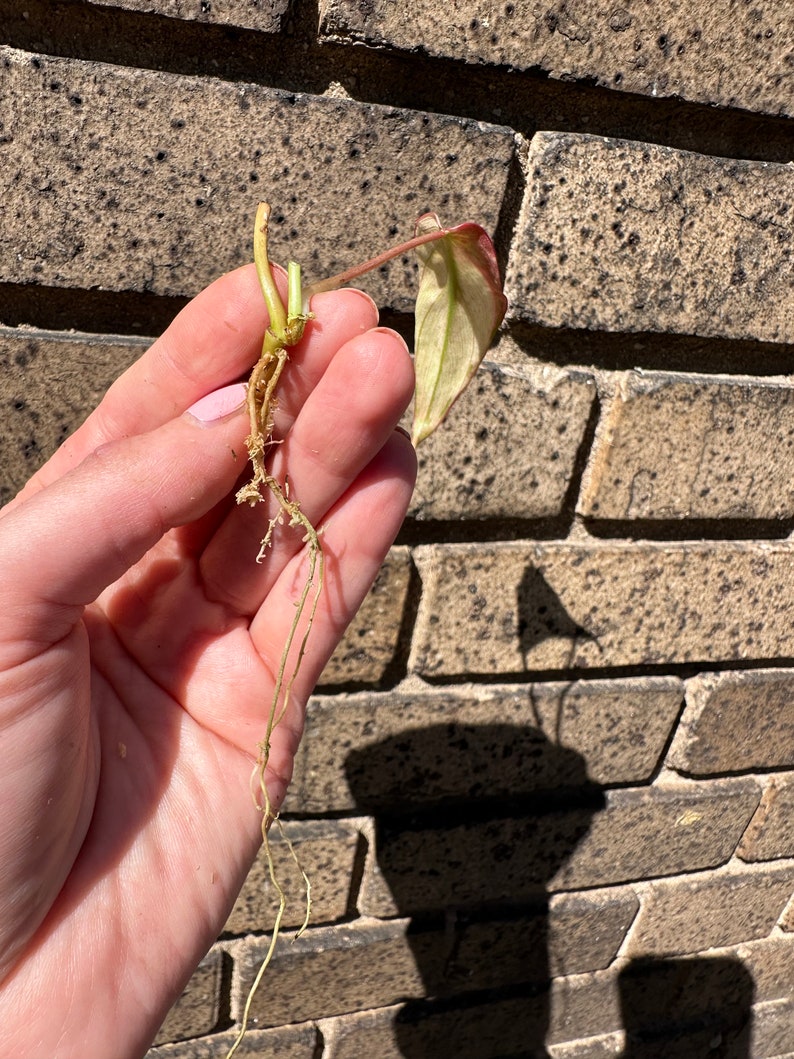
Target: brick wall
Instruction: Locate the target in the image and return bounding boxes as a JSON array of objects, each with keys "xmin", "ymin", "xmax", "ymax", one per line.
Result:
[{"xmin": 2, "ymin": 2, "xmax": 794, "ymax": 1056}]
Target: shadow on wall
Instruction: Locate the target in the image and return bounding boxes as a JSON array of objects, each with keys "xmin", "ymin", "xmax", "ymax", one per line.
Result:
[{"xmin": 345, "ymin": 723, "xmax": 754, "ymax": 1058}]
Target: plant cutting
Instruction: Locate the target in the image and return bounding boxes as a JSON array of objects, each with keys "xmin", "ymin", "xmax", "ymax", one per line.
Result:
[{"xmin": 226, "ymin": 202, "xmax": 507, "ymax": 1057}]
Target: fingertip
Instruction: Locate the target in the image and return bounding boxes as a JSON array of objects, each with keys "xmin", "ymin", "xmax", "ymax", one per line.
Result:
[{"xmin": 307, "ymin": 286, "xmax": 380, "ymax": 335}]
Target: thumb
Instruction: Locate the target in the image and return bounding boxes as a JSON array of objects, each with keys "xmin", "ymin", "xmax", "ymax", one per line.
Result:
[{"xmin": 0, "ymin": 384, "xmax": 248, "ymax": 658}]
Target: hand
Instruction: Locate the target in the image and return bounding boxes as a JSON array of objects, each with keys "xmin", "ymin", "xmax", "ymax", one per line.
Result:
[{"xmin": 0, "ymin": 266, "xmax": 416, "ymax": 1058}]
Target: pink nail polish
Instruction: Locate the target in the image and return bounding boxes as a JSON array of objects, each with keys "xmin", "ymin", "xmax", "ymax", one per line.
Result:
[{"xmin": 186, "ymin": 383, "xmax": 247, "ymax": 423}]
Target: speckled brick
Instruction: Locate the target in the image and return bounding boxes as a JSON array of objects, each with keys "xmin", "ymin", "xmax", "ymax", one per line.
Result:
[
  {"xmin": 224, "ymin": 819, "xmax": 361, "ymax": 934},
  {"xmin": 359, "ymin": 779, "xmax": 759, "ymax": 916},
  {"xmin": 447, "ymin": 888, "xmax": 639, "ymax": 990},
  {"xmin": 153, "ymin": 950, "xmax": 222, "ymax": 1046},
  {"xmin": 319, "ymin": 548, "xmax": 411, "ymax": 685},
  {"xmin": 624, "ymin": 863, "xmax": 794, "ymax": 957},
  {"xmin": 579, "ymin": 372, "xmax": 794, "ymax": 522},
  {"xmin": 507, "ymin": 133, "xmax": 794, "ymax": 344},
  {"xmin": 319, "ymin": 1, "xmax": 794, "ymax": 118},
  {"xmin": 145, "ymin": 1023, "xmax": 317, "ymax": 1058},
  {"xmin": 0, "ymin": 46, "xmax": 513, "ymax": 307},
  {"xmin": 0, "ymin": 328, "xmax": 144, "ymax": 505},
  {"xmin": 667, "ymin": 669, "xmax": 794, "ymax": 776},
  {"xmin": 286, "ymin": 677, "xmax": 683, "ymax": 814},
  {"xmin": 410, "ymin": 541, "xmax": 794, "ymax": 677},
  {"xmin": 407, "ymin": 362, "xmax": 595, "ymax": 521},
  {"xmin": 738, "ymin": 777, "xmax": 794, "ymax": 862},
  {"xmin": 88, "ymin": 0, "xmax": 288, "ymax": 33},
  {"xmin": 234, "ymin": 918, "xmax": 445, "ymax": 1027}
]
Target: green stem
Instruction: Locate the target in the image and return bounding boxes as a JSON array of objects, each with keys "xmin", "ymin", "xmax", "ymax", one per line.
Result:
[{"xmin": 253, "ymin": 202, "xmax": 287, "ymax": 340}]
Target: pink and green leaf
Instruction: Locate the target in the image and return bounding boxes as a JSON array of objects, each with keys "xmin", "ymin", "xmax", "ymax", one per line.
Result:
[{"xmin": 411, "ymin": 213, "xmax": 508, "ymax": 446}]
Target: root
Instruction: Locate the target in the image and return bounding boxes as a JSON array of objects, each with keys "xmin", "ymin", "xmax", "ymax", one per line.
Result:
[{"xmin": 224, "ymin": 204, "xmax": 318, "ymax": 1059}]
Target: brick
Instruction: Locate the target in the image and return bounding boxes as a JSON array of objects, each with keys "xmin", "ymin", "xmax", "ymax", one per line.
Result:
[
  {"xmin": 359, "ymin": 779, "xmax": 759, "ymax": 916},
  {"xmin": 0, "ymin": 328, "xmax": 144, "ymax": 505},
  {"xmin": 507, "ymin": 133, "xmax": 794, "ymax": 344},
  {"xmin": 234, "ymin": 917, "xmax": 445, "ymax": 1027},
  {"xmin": 448, "ymin": 888, "xmax": 639, "ymax": 991},
  {"xmin": 322, "ymin": 939, "xmax": 794, "ymax": 1057},
  {"xmin": 88, "ymin": 0, "xmax": 288, "ymax": 33},
  {"xmin": 319, "ymin": 548, "xmax": 411, "ymax": 685},
  {"xmin": 0, "ymin": 47, "xmax": 513, "ymax": 308},
  {"xmin": 624, "ymin": 863, "xmax": 794, "ymax": 957},
  {"xmin": 548, "ymin": 1035, "xmax": 623, "ymax": 1059},
  {"xmin": 407, "ymin": 362, "xmax": 595, "ymax": 521},
  {"xmin": 410, "ymin": 541, "xmax": 794, "ymax": 677},
  {"xmin": 287, "ymin": 677, "xmax": 683, "ymax": 815},
  {"xmin": 750, "ymin": 997, "xmax": 794, "ymax": 1057},
  {"xmin": 738, "ymin": 777, "xmax": 794, "ymax": 862},
  {"xmin": 224, "ymin": 820, "xmax": 361, "ymax": 935},
  {"xmin": 667, "ymin": 669, "xmax": 794, "ymax": 776},
  {"xmin": 579, "ymin": 372, "xmax": 794, "ymax": 522},
  {"xmin": 153, "ymin": 950, "xmax": 222, "ymax": 1046},
  {"xmin": 319, "ymin": 1, "xmax": 794, "ymax": 118},
  {"xmin": 145, "ymin": 1024, "xmax": 317, "ymax": 1058}
]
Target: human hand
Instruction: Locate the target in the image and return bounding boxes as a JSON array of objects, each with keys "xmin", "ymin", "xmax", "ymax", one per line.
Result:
[{"xmin": 0, "ymin": 266, "xmax": 415, "ymax": 1058}]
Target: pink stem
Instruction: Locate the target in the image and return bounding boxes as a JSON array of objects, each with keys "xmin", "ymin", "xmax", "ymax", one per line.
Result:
[{"xmin": 304, "ymin": 226, "xmax": 449, "ymax": 298}]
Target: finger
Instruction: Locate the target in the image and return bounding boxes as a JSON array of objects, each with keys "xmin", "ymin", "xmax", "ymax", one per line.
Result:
[
  {"xmin": 6, "ymin": 271, "xmax": 378, "ymax": 509},
  {"xmin": 199, "ymin": 327, "xmax": 414, "ymax": 615},
  {"xmin": 0, "ymin": 394, "xmax": 248, "ymax": 664},
  {"xmin": 249, "ymin": 429, "xmax": 417, "ymax": 811}
]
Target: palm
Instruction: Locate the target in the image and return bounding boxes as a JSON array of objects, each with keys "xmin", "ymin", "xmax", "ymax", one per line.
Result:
[{"xmin": 0, "ymin": 268, "xmax": 415, "ymax": 1058}]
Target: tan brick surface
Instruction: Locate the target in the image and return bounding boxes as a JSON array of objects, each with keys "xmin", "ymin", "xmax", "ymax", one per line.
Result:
[
  {"xmin": 235, "ymin": 917, "xmax": 444, "ymax": 1027},
  {"xmin": 359, "ymin": 779, "xmax": 759, "ymax": 916},
  {"xmin": 507, "ymin": 133, "xmax": 794, "ymax": 344},
  {"xmin": 624, "ymin": 863, "xmax": 794, "ymax": 957},
  {"xmin": 579, "ymin": 372, "xmax": 794, "ymax": 522},
  {"xmin": 146, "ymin": 1024, "xmax": 317, "ymax": 1058},
  {"xmin": 410, "ymin": 541, "xmax": 794, "ymax": 677},
  {"xmin": 667, "ymin": 669, "xmax": 794, "ymax": 776},
  {"xmin": 0, "ymin": 47, "xmax": 513, "ymax": 308},
  {"xmin": 319, "ymin": 547, "xmax": 411, "ymax": 685},
  {"xmin": 153, "ymin": 950, "xmax": 222, "ymax": 1046},
  {"xmin": 1, "ymin": 329, "xmax": 144, "ymax": 505},
  {"xmin": 224, "ymin": 820, "xmax": 361, "ymax": 934},
  {"xmin": 88, "ymin": 0, "xmax": 288, "ymax": 33},
  {"xmin": 448, "ymin": 888, "xmax": 639, "ymax": 989},
  {"xmin": 738, "ymin": 778, "xmax": 794, "ymax": 863},
  {"xmin": 287, "ymin": 677, "xmax": 683, "ymax": 814},
  {"xmin": 319, "ymin": 1, "xmax": 794, "ymax": 118},
  {"xmin": 319, "ymin": 937, "xmax": 794, "ymax": 1056},
  {"xmin": 407, "ymin": 362, "xmax": 595, "ymax": 521}
]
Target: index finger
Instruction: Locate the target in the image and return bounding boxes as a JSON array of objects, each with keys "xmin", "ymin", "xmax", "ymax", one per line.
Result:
[{"xmin": 8, "ymin": 265, "xmax": 378, "ymax": 509}]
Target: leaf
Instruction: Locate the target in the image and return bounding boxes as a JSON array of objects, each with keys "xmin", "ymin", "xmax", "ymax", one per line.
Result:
[{"xmin": 411, "ymin": 213, "xmax": 508, "ymax": 446}]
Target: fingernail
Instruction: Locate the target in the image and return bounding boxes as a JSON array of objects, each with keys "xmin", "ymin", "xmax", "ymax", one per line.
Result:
[{"xmin": 185, "ymin": 383, "xmax": 247, "ymax": 424}]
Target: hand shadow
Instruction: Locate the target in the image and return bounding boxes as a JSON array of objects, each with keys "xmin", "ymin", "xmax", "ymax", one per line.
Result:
[
  {"xmin": 618, "ymin": 956, "xmax": 754, "ymax": 1058},
  {"xmin": 345, "ymin": 721, "xmax": 606, "ymax": 1058}
]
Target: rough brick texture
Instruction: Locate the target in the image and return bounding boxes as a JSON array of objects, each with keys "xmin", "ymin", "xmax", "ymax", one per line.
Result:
[
  {"xmin": 320, "ymin": 1, "xmax": 794, "ymax": 117},
  {"xmin": 3, "ymin": 6, "xmax": 794, "ymax": 1059},
  {"xmin": 738, "ymin": 777, "xmax": 794, "ymax": 862},
  {"xmin": 0, "ymin": 47, "xmax": 513, "ymax": 307},
  {"xmin": 288, "ymin": 677, "xmax": 683, "ymax": 814},
  {"xmin": 411, "ymin": 541, "xmax": 794, "ymax": 676},
  {"xmin": 358, "ymin": 779, "xmax": 760, "ymax": 916},
  {"xmin": 89, "ymin": 0, "xmax": 288, "ymax": 33},
  {"xmin": 579, "ymin": 371, "xmax": 794, "ymax": 522},
  {"xmin": 667, "ymin": 669, "xmax": 794, "ymax": 775},
  {"xmin": 408, "ymin": 361, "xmax": 595, "ymax": 521},
  {"xmin": 1, "ymin": 329, "xmax": 144, "ymax": 504},
  {"xmin": 508, "ymin": 133, "xmax": 794, "ymax": 344}
]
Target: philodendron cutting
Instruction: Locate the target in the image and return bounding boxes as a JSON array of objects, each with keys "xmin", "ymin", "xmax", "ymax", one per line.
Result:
[{"xmin": 227, "ymin": 203, "xmax": 507, "ymax": 1056}]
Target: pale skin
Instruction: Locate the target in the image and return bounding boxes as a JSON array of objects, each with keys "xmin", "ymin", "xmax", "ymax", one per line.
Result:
[{"xmin": 0, "ymin": 265, "xmax": 416, "ymax": 1058}]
